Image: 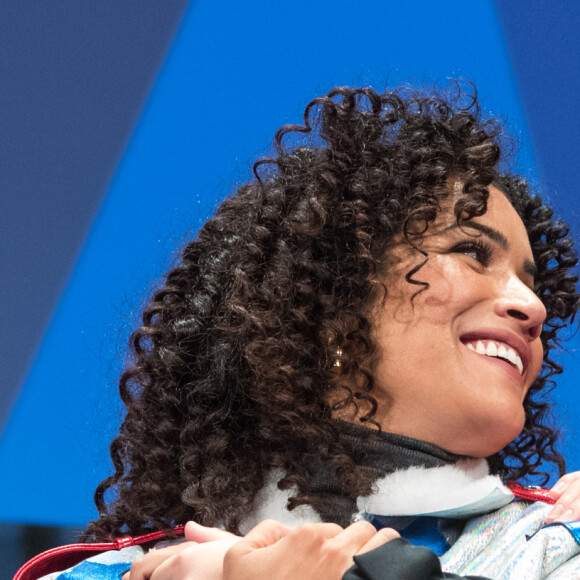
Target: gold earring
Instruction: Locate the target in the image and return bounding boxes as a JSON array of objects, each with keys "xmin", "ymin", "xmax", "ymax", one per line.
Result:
[{"xmin": 334, "ymin": 348, "xmax": 343, "ymax": 367}]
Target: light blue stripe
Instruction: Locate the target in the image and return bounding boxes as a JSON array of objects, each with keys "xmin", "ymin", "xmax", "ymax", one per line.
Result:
[
  {"xmin": 563, "ymin": 521, "xmax": 580, "ymax": 547},
  {"xmin": 57, "ymin": 561, "xmax": 130, "ymax": 580}
]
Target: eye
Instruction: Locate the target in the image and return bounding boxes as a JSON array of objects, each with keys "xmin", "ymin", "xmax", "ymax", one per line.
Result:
[{"xmin": 450, "ymin": 239, "xmax": 493, "ymax": 266}]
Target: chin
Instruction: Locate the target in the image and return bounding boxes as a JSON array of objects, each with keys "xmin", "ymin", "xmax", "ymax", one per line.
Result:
[
  {"xmin": 473, "ymin": 421, "xmax": 526, "ymax": 458},
  {"xmin": 446, "ymin": 413, "xmax": 526, "ymax": 458}
]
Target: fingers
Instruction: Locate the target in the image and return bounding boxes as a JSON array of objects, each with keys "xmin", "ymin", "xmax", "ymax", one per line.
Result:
[
  {"xmin": 323, "ymin": 521, "xmax": 399, "ymax": 574},
  {"xmin": 230, "ymin": 519, "xmax": 291, "ymax": 557},
  {"xmin": 224, "ymin": 521, "xmax": 344, "ymax": 580},
  {"xmin": 356, "ymin": 526, "xmax": 400, "ymax": 555},
  {"xmin": 325, "ymin": 521, "xmax": 399, "ymax": 556},
  {"xmin": 326, "ymin": 521, "xmax": 377, "ymax": 555},
  {"xmin": 224, "ymin": 520, "xmax": 399, "ymax": 580},
  {"xmin": 548, "ymin": 471, "xmax": 580, "ymax": 500},
  {"xmin": 126, "ymin": 543, "xmax": 191, "ymax": 580},
  {"xmin": 152, "ymin": 538, "xmax": 240, "ymax": 580},
  {"xmin": 223, "ymin": 520, "xmax": 293, "ymax": 580},
  {"xmin": 184, "ymin": 521, "xmax": 240, "ymax": 543},
  {"xmin": 546, "ymin": 471, "xmax": 580, "ymax": 523}
]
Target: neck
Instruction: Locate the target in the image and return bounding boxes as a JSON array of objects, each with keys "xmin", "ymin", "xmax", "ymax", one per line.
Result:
[{"xmin": 299, "ymin": 421, "xmax": 464, "ymax": 525}]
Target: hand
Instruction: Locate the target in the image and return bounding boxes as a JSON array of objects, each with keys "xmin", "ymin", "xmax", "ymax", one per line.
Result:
[
  {"xmin": 223, "ymin": 519, "xmax": 399, "ymax": 580},
  {"xmin": 546, "ymin": 471, "xmax": 580, "ymax": 523},
  {"xmin": 122, "ymin": 523, "xmax": 240, "ymax": 580}
]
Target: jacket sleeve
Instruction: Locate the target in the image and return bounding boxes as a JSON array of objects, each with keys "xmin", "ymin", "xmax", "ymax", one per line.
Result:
[{"xmin": 342, "ymin": 538, "xmax": 491, "ymax": 580}]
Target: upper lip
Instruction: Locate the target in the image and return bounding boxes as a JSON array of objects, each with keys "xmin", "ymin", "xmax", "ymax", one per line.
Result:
[{"xmin": 459, "ymin": 329, "xmax": 531, "ymax": 376}]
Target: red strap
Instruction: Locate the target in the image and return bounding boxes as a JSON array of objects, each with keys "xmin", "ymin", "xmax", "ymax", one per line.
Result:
[
  {"xmin": 507, "ymin": 481, "xmax": 556, "ymax": 505},
  {"xmin": 13, "ymin": 526, "xmax": 184, "ymax": 580}
]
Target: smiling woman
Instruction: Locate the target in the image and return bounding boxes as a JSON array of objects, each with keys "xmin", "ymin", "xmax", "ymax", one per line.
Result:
[
  {"xmin": 19, "ymin": 83, "xmax": 580, "ymax": 579},
  {"xmin": 367, "ymin": 185, "xmax": 547, "ymax": 458}
]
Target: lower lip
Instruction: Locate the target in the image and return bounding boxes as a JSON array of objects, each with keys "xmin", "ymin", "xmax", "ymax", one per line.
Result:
[{"xmin": 465, "ymin": 348, "xmax": 524, "ymax": 385}]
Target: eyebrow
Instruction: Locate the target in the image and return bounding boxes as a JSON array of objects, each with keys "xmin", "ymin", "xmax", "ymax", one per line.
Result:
[{"xmin": 444, "ymin": 221, "xmax": 538, "ymax": 278}]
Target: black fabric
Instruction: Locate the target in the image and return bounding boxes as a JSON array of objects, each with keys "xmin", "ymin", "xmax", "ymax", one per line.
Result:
[
  {"xmin": 342, "ymin": 538, "xmax": 492, "ymax": 580},
  {"xmin": 306, "ymin": 421, "xmax": 462, "ymax": 525}
]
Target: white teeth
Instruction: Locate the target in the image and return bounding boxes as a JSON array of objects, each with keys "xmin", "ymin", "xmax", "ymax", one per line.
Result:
[
  {"xmin": 506, "ymin": 348, "xmax": 524, "ymax": 375},
  {"xmin": 486, "ymin": 342, "xmax": 498, "ymax": 357},
  {"xmin": 465, "ymin": 339, "xmax": 524, "ymax": 376}
]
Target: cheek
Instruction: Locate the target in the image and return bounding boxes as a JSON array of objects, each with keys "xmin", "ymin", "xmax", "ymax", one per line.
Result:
[
  {"xmin": 378, "ymin": 258, "xmax": 485, "ymax": 339},
  {"xmin": 526, "ymin": 341, "xmax": 544, "ymax": 388},
  {"xmin": 416, "ymin": 262, "xmax": 482, "ymax": 320}
]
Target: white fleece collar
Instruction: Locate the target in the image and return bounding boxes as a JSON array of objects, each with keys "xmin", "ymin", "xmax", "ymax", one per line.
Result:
[
  {"xmin": 240, "ymin": 469, "xmax": 321, "ymax": 533},
  {"xmin": 241, "ymin": 460, "xmax": 514, "ymax": 532},
  {"xmin": 357, "ymin": 458, "xmax": 514, "ymax": 518}
]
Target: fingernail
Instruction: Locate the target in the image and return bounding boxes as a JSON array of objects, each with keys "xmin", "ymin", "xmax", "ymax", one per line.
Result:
[{"xmin": 546, "ymin": 504, "xmax": 564, "ymax": 523}]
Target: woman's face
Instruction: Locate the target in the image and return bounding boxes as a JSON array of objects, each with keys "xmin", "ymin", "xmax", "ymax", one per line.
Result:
[{"xmin": 370, "ymin": 185, "xmax": 546, "ymax": 457}]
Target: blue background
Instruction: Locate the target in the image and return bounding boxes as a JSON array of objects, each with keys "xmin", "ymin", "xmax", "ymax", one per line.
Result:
[{"xmin": 1, "ymin": 0, "xmax": 579, "ymax": 529}]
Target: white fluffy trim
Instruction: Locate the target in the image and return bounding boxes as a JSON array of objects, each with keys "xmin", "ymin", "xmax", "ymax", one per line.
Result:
[
  {"xmin": 240, "ymin": 460, "xmax": 514, "ymax": 531},
  {"xmin": 357, "ymin": 459, "xmax": 513, "ymax": 517},
  {"xmin": 239, "ymin": 470, "xmax": 321, "ymax": 533}
]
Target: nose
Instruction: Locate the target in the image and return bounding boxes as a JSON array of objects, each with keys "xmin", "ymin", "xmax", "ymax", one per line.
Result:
[{"xmin": 494, "ymin": 277, "xmax": 547, "ymax": 341}]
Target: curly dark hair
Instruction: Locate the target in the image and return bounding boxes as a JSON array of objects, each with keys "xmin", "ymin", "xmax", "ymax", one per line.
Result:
[{"xmin": 85, "ymin": 83, "xmax": 579, "ymax": 540}]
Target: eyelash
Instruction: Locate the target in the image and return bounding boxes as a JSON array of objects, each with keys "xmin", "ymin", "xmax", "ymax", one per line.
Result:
[{"xmin": 450, "ymin": 239, "xmax": 493, "ymax": 266}]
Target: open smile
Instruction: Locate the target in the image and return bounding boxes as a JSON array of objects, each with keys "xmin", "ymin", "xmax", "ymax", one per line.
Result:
[{"xmin": 463, "ymin": 339, "xmax": 524, "ymax": 375}]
